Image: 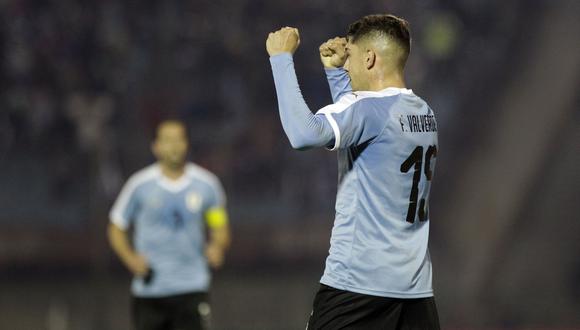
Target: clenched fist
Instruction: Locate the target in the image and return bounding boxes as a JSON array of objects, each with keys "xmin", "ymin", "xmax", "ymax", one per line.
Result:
[
  {"xmin": 266, "ymin": 27, "xmax": 300, "ymax": 56},
  {"xmin": 319, "ymin": 37, "xmax": 347, "ymax": 68}
]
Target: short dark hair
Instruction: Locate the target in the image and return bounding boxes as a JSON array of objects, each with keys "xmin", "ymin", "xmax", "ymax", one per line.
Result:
[{"xmin": 347, "ymin": 14, "xmax": 411, "ymax": 66}]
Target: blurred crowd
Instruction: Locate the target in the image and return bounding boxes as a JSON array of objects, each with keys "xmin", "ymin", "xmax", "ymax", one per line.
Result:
[{"xmin": 0, "ymin": 0, "xmax": 528, "ymax": 226}]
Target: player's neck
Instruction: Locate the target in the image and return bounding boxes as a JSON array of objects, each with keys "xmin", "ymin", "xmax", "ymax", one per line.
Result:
[
  {"xmin": 368, "ymin": 70, "xmax": 406, "ymax": 91},
  {"xmin": 159, "ymin": 163, "xmax": 186, "ymax": 181}
]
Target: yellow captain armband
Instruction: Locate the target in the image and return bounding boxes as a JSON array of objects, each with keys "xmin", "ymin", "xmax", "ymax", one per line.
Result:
[{"xmin": 205, "ymin": 207, "xmax": 229, "ymax": 229}]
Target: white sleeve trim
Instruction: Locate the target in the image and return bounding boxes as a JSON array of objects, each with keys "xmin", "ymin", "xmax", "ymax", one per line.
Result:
[
  {"xmin": 109, "ymin": 212, "xmax": 129, "ymax": 230},
  {"xmin": 323, "ymin": 112, "xmax": 341, "ymax": 151},
  {"xmin": 109, "ymin": 165, "xmax": 157, "ymax": 230},
  {"xmin": 316, "ymin": 94, "xmax": 356, "ymax": 151},
  {"xmin": 109, "ymin": 178, "xmax": 139, "ymax": 230}
]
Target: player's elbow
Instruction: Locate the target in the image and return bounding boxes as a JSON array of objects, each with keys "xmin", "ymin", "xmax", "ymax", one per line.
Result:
[
  {"xmin": 107, "ymin": 223, "xmax": 127, "ymax": 248},
  {"xmin": 288, "ymin": 136, "xmax": 314, "ymax": 150},
  {"xmin": 288, "ymin": 128, "xmax": 330, "ymax": 150},
  {"xmin": 283, "ymin": 120, "xmax": 328, "ymax": 150},
  {"xmin": 289, "ymin": 140, "xmax": 306, "ymax": 150}
]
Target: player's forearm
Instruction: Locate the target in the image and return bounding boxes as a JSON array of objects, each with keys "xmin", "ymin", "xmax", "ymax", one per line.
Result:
[
  {"xmin": 206, "ymin": 225, "xmax": 229, "ymax": 269},
  {"xmin": 108, "ymin": 223, "xmax": 138, "ymax": 265},
  {"xmin": 269, "ymin": 53, "xmax": 334, "ymax": 150},
  {"xmin": 209, "ymin": 226, "xmax": 230, "ymax": 251},
  {"xmin": 325, "ymin": 67, "xmax": 352, "ymax": 103}
]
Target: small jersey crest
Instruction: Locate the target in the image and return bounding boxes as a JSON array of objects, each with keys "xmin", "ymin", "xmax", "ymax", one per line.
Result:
[
  {"xmin": 185, "ymin": 192, "xmax": 203, "ymax": 212},
  {"xmin": 399, "ymin": 114, "xmax": 408, "ymax": 132}
]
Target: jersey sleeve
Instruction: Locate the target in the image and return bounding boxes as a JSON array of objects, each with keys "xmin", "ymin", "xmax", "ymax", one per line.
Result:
[
  {"xmin": 316, "ymin": 97, "xmax": 386, "ymax": 150},
  {"xmin": 109, "ymin": 177, "xmax": 141, "ymax": 230},
  {"xmin": 325, "ymin": 67, "xmax": 352, "ymax": 103},
  {"xmin": 207, "ymin": 176, "xmax": 226, "ymax": 208},
  {"xmin": 269, "ymin": 53, "xmax": 336, "ymax": 150}
]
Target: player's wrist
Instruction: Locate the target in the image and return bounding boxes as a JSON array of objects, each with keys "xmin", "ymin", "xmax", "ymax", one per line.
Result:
[
  {"xmin": 320, "ymin": 58, "xmax": 345, "ymax": 69},
  {"xmin": 323, "ymin": 63, "xmax": 341, "ymax": 69},
  {"xmin": 269, "ymin": 52, "xmax": 294, "ymax": 68},
  {"xmin": 122, "ymin": 252, "xmax": 145, "ymax": 271},
  {"xmin": 207, "ymin": 242, "xmax": 225, "ymax": 252},
  {"xmin": 269, "ymin": 51, "xmax": 294, "ymax": 58}
]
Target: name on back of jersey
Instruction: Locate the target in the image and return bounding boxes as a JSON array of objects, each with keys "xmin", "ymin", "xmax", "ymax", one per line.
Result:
[{"xmin": 399, "ymin": 114, "xmax": 437, "ymax": 133}]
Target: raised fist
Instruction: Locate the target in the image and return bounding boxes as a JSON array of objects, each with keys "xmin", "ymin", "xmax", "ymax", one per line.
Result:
[
  {"xmin": 319, "ymin": 37, "xmax": 347, "ymax": 68},
  {"xmin": 266, "ymin": 27, "xmax": 301, "ymax": 56}
]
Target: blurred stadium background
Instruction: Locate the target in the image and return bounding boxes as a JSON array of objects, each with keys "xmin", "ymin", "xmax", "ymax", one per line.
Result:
[{"xmin": 1, "ymin": 0, "xmax": 579, "ymax": 329}]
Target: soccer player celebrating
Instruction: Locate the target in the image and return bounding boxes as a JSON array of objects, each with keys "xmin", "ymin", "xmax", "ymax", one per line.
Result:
[
  {"xmin": 108, "ymin": 120, "xmax": 230, "ymax": 330},
  {"xmin": 267, "ymin": 14, "xmax": 440, "ymax": 329}
]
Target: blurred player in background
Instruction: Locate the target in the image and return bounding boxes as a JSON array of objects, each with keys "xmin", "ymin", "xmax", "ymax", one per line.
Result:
[
  {"xmin": 108, "ymin": 120, "xmax": 230, "ymax": 330},
  {"xmin": 267, "ymin": 14, "xmax": 440, "ymax": 329}
]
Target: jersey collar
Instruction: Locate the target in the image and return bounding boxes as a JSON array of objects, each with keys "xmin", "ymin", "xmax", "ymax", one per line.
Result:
[
  {"xmin": 155, "ymin": 164, "xmax": 191, "ymax": 193},
  {"xmin": 355, "ymin": 87, "xmax": 414, "ymax": 98}
]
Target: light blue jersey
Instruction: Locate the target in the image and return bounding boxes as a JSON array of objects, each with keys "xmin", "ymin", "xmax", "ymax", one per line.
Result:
[
  {"xmin": 110, "ymin": 163, "xmax": 226, "ymax": 297},
  {"xmin": 270, "ymin": 53, "xmax": 438, "ymax": 298}
]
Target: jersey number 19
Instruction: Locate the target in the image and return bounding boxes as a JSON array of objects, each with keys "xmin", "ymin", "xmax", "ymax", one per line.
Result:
[{"xmin": 400, "ymin": 145, "xmax": 437, "ymax": 223}]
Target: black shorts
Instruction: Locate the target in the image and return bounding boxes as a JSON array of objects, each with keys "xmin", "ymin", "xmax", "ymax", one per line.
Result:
[
  {"xmin": 132, "ymin": 292, "xmax": 210, "ymax": 330},
  {"xmin": 307, "ymin": 284, "xmax": 440, "ymax": 330}
]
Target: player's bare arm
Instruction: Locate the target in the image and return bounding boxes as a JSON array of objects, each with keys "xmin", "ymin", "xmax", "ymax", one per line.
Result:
[
  {"xmin": 206, "ymin": 226, "xmax": 230, "ymax": 269},
  {"xmin": 319, "ymin": 37, "xmax": 347, "ymax": 68},
  {"xmin": 266, "ymin": 27, "xmax": 300, "ymax": 56},
  {"xmin": 108, "ymin": 223, "xmax": 149, "ymax": 276}
]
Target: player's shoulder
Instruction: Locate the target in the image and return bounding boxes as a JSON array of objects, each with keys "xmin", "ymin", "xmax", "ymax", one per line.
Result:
[
  {"xmin": 317, "ymin": 93, "xmax": 359, "ymax": 115},
  {"xmin": 185, "ymin": 163, "xmax": 221, "ymax": 187},
  {"xmin": 317, "ymin": 87, "xmax": 415, "ymax": 116},
  {"xmin": 125, "ymin": 164, "xmax": 159, "ymax": 189}
]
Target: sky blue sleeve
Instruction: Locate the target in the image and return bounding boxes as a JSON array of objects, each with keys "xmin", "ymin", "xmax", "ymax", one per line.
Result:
[
  {"xmin": 208, "ymin": 177, "xmax": 226, "ymax": 208},
  {"xmin": 109, "ymin": 179, "xmax": 141, "ymax": 230},
  {"xmin": 269, "ymin": 53, "xmax": 335, "ymax": 150},
  {"xmin": 324, "ymin": 67, "xmax": 352, "ymax": 103}
]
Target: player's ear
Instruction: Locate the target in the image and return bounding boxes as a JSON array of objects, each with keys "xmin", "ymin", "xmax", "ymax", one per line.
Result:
[{"xmin": 365, "ymin": 49, "xmax": 376, "ymax": 70}]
